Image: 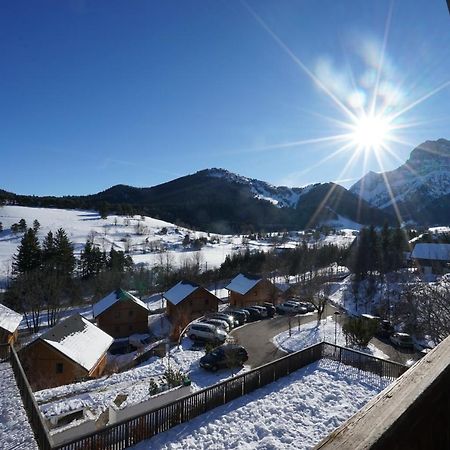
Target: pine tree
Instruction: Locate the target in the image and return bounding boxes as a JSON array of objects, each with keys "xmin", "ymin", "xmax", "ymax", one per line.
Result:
[
  {"xmin": 12, "ymin": 228, "xmax": 41, "ymax": 275},
  {"xmin": 42, "ymin": 231, "xmax": 56, "ymax": 272},
  {"xmin": 18, "ymin": 218, "xmax": 27, "ymax": 232},
  {"xmin": 33, "ymin": 219, "xmax": 41, "ymax": 233},
  {"xmin": 53, "ymin": 228, "xmax": 75, "ymax": 279}
]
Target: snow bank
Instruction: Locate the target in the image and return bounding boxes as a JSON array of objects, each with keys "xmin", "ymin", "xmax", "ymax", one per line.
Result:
[
  {"xmin": 272, "ymin": 316, "xmax": 389, "ymax": 360},
  {"xmin": 131, "ymin": 359, "xmax": 392, "ymax": 450},
  {"xmin": 0, "ymin": 362, "xmax": 38, "ymax": 449}
]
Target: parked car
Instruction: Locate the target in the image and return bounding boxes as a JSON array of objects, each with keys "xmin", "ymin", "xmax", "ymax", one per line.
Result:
[
  {"xmin": 241, "ymin": 307, "xmax": 264, "ymax": 321},
  {"xmin": 285, "ymin": 301, "xmax": 308, "ymax": 314},
  {"xmin": 262, "ymin": 302, "xmax": 276, "ymax": 317},
  {"xmin": 187, "ymin": 323, "xmax": 227, "ymax": 343},
  {"xmin": 199, "ymin": 344, "xmax": 248, "ymax": 371},
  {"xmin": 375, "ymin": 320, "xmax": 394, "ymax": 338},
  {"xmin": 201, "ymin": 318, "xmax": 230, "ymax": 332},
  {"xmin": 277, "ymin": 302, "xmax": 306, "ymax": 315},
  {"xmin": 209, "ymin": 313, "xmax": 237, "ymax": 328},
  {"xmin": 390, "ymin": 332, "xmax": 414, "ymax": 349},
  {"xmin": 248, "ymin": 305, "xmax": 268, "ymax": 318},
  {"xmin": 304, "ymin": 302, "xmax": 315, "ymax": 313},
  {"xmin": 227, "ymin": 310, "xmax": 247, "ymax": 325}
]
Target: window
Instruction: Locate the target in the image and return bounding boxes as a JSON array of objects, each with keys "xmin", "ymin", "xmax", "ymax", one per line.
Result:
[{"xmin": 56, "ymin": 363, "xmax": 64, "ymax": 374}]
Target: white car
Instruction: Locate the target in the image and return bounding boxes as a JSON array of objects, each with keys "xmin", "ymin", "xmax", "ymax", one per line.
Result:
[
  {"xmin": 187, "ymin": 323, "xmax": 227, "ymax": 343},
  {"xmin": 201, "ymin": 318, "xmax": 230, "ymax": 332}
]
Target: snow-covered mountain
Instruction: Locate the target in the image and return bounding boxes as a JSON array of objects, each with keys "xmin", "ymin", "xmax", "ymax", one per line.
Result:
[
  {"xmin": 350, "ymin": 138, "xmax": 450, "ymax": 223},
  {"xmin": 206, "ymin": 168, "xmax": 312, "ymax": 208}
]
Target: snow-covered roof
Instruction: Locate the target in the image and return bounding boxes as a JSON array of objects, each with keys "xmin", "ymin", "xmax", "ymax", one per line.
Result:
[
  {"xmin": 40, "ymin": 314, "xmax": 113, "ymax": 372},
  {"xmin": 275, "ymin": 282, "xmax": 291, "ymax": 293},
  {"xmin": 163, "ymin": 281, "xmax": 201, "ymax": 306},
  {"xmin": 0, "ymin": 303, "xmax": 23, "ymax": 334},
  {"xmin": 226, "ymin": 274, "xmax": 262, "ymax": 295},
  {"xmin": 411, "ymin": 243, "xmax": 450, "ymax": 262},
  {"xmin": 93, "ymin": 289, "xmax": 148, "ymax": 318}
]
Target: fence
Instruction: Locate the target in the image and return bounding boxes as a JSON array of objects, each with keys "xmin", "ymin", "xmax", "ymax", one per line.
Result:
[
  {"xmin": 8, "ymin": 345, "xmax": 52, "ymax": 450},
  {"xmin": 0, "ymin": 343, "xmax": 10, "ymax": 362},
  {"xmin": 6, "ymin": 341, "xmax": 407, "ymax": 450}
]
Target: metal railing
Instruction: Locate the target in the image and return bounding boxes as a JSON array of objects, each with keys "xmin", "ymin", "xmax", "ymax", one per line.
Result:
[{"xmin": 5, "ymin": 341, "xmax": 407, "ymax": 450}]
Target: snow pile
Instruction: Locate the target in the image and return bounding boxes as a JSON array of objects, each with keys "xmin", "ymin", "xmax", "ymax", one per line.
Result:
[
  {"xmin": 273, "ymin": 317, "xmax": 389, "ymax": 359},
  {"xmin": 131, "ymin": 359, "xmax": 392, "ymax": 450},
  {"xmin": 0, "ymin": 362, "xmax": 38, "ymax": 449}
]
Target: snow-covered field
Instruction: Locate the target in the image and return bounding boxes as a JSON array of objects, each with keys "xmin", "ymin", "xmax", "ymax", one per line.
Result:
[
  {"xmin": 131, "ymin": 359, "xmax": 391, "ymax": 450},
  {"xmin": 0, "ymin": 362, "xmax": 38, "ymax": 450},
  {"xmin": 272, "ymin": 316, "xmax": 389, "ymax": 360},
  {"xmin": 0, "ymin": 205, "xmax": 356, "ymax": 285},
  {"xmin": 35, "ymin": 338, "xmax": 249, "ymax": 424}
]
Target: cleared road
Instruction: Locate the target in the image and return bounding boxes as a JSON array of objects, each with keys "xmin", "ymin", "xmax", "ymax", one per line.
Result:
[
  {"xmin": 230, "ymin": 305, "xmax": 419, "ymax": 368},
  {"xmin": 230, "ymin": 304, "xmax": 337, "ymax": 368}
]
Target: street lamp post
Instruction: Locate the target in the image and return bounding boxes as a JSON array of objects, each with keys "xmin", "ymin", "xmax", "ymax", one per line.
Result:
[{"xmin": 334, "ymin": 311, "xmax": 341, "ymax": 345}]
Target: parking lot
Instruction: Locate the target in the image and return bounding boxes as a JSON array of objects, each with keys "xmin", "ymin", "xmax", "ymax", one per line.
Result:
[
  {"xmin": 228, "ymin": 304, "xmax": 421, "ymax": 368},
  {"xmin": 230, "ymin": 304, "xmax": 338, "ymax": 368}
]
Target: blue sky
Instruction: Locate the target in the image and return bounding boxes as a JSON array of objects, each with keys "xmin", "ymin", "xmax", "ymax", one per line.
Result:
[{"xmin": 1, "ymin": 0, "xmax": 449, "ymax": 196}]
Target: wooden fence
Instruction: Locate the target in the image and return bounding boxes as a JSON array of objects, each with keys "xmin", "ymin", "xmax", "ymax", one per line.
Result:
[
  {"xmin": 5, "ymin": 341, "xmax": 407, "ymax": 450},
  {"xmin": 0, "ymin": 343, "xmax": 10, "ymax": 362}
]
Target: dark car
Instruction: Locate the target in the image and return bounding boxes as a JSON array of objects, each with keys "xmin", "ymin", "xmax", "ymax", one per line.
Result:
[
  {"xmin": 262, "ymin": 303, "xmax": 276, "ymax": 317},
  {"xmin": 376, "ymin": 320, "xmax": 394, "ymax": 338},
  {"xmin": 227, "ymin": 310, "xmax": 247, "ymax": 325},
  {"xmin": 241, "ymin": 307, "xmax": 263, "ymax": 321},
  {"xmin": 199, "ymin": 344, "xmax": 249, "ymax": 371},
  {"xmin": 209, "ymin": 313, "xmax": 237, "ymax": 329}
]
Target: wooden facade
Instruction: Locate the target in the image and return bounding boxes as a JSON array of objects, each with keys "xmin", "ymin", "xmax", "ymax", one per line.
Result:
[
  {"xmin": 96, "ymin": 300, "xmax": 149, "ymax": 339},
  {"xmin": 20, "ymin": 339, "xmax": 108, "ymax": 390},
  {"xmin": 229, "ymin": 279, "xmax": 281, "ymax": 308},
  {"xmin": 166, "ymin": 287, "xmax": 219, "ymax": 340},
  {"xmin": 0, "ymin": 327, "xmax": 18, "ymax": 346}
]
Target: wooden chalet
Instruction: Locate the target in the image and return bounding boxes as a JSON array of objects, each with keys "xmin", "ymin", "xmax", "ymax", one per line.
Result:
[
  {"xmin": 93, "ymin": 289, "xmax": 149, "ymax": 338},
  {"xmin": 164, "ymin": 280, "xmax": 219, "ymax": 340},
  {"xmin": 226, "ymin": 273, "xmax": 280, "ymax": 308},
  {"xmin": 410, "ymin": 243, "xmax": 450, "ymax": 275},
  {"xmin": 20, "ymin": 314, "xmax": 113, "ymax": 390},
  {"xmin": 0, "ymin": 303, "xmax": 23, "ymax": 346}
]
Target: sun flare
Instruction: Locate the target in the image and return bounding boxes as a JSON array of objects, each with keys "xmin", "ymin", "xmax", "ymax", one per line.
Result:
[{"xmin": 350, "ymin": 114, "xmax": 391, "ymax": 152}]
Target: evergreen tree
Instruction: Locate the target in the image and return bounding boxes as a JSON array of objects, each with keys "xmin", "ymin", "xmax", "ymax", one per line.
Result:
[
  {"xmin": 41, "ymin": 231, "xmax": 56, "ymax": 272},
  {"xmin": 18, "ymin": 218, "xmax": 27, "ymax": 232},
  {"xmin": 12, "ymin": 228, "xmax": 41, "ymax": 275},
  {"xmin": 33, "ymin": 219, "xmax": 41, "ymax": 233},
  {"xmin": 53, "ymin": 228, "xmax": 75, "ymax": 278}
]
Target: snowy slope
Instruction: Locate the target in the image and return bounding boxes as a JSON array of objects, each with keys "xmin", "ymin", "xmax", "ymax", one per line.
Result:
[
  {"xmin": 350, "ymin": 139, "xmax": 450, "ymax": 211},
  {"xmin": 131, "ymin": 359, "xmax": 392, "ymax": 450},
  {"xmin": 208, "ymin": 168, "xmax": 311, "ymax": 208},
  {"xmin": 0, "ymin": 205, "xmax": 358, "ymax": 284}
]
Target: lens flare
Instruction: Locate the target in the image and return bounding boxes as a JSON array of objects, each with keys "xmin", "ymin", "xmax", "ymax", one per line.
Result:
[{"xmin": 351, "ymin": 114, "xmax": 391, "ymax": 152}]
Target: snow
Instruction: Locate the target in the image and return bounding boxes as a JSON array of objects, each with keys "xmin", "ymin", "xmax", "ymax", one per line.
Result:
[
  {"xmin": 130, "ymin": 359, "xmax": 392, "ymax": 450},
  {"xmin": 93, "ymin": 289, "xmax": 148, "ymax": 318},
  {"xmin": 35, "ymin": 337, "xmax": 248, "ymax": 424},
  {"xmin": 0, "ymin": 362, "xmax": 38, "ymax": 449},
  {"xmin": 40, "ymin": 314, "xmax": 113, "ymax": 372},
  {"xmin": 0, "ymin": 205, "xmax": 359, "ymax": 287},
  {"xmin": 226, "ymin": 273, "xmax": 261, "ymax": 295},
  {"xmin": 0, "ymin": 302, "xmax": 23, "ymax": 333},
  {"xmin": 272, "ymin": 317, "xmax": 389, "ymax": 360},
  {"xmin": 163, "ymin": 280, "xmax": 200, "ymax": 306},
  {"xmin": 411, "ymin": 243, "xmax": 450, "ymax": 261}
]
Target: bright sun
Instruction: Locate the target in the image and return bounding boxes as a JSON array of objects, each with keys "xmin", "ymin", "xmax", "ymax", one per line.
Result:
[{"xmin": 351, "ymin": 114, "xmax": 391, "ymax": 151}]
